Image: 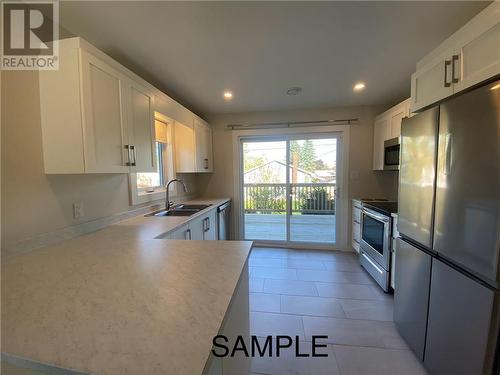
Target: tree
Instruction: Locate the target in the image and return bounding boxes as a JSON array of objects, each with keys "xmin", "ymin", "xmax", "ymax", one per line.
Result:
[
  {"xmin": 300, "ymin": 140, "xmax": 316, "ymax": 172},
  {"xmin": 244, "ymin": 155, "xmax": 266, "ymax": 172}
]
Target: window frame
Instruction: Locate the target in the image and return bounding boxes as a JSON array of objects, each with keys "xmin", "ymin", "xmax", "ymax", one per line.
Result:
[{"xmin": 129, "ymin": 113, "xmax": 176, "ymax": 205}]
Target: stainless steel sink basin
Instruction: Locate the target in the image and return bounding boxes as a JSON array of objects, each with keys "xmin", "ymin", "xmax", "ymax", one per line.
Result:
[
  {"xmin": 145, "ymin": 209, "xmax": 199, "ymax": 217},
  {"xmin": 176, "ymin": 204, "xmax": 211, "ymax": 210}
]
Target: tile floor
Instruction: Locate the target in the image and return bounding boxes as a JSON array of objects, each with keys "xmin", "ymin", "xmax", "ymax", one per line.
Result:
[{"xmin": 248, "ymin": 247, "xmax": 427, "ymax": 375}]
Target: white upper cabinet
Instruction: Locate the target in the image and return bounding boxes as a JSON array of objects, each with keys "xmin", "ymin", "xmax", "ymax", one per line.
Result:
[
  {"xmin": 80, "ymin": 50, "xmax": 130, "ymax": 173},
  {"xmin": 372, "ymin": 116, "xmax": 389, "ymax": 171},
  {"xmin": 411, "ymin": 2, "xmax": 500, "ymax": 112},
  {"xmin": 39, "ymin": 37, "xmax": 209, "ymax": 174},
  {"xmin": 372, "ymin": 99, "xmax": 410, "ymax": 171},
  {"xmin": 175, "ymin": 117, "xmax": 214, "ymax": 173},
  {"xmin": 40, "ymin": 38, "xmax": 156, "ymax": 174},
  {"xmin": 126, "ymin": 81, "xmax": 156, "ymax": 173},
  {"xmin": 411, "ymin": 54, "xmax": 454, "ymax": 114},
  {"xmin": 194, "ymin": 118, "xmax": 214, "ymax": 173},
  {"xmin": 175, "ymin": 121, "xmax": 196, "ymax": 172},
  {"xmin": 454, "ymin": 13, "xmax": 500, "ymax": 93}
]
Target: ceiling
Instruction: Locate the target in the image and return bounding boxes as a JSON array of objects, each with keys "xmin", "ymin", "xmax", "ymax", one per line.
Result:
[{"xmin": 59, "ymin": 1, "xmax": 489, "ymax": 116}]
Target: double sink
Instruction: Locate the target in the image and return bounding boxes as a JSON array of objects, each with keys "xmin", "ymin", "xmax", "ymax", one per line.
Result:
[{"xmin": 145, "ymin": 204, "xmax": 212, "ymax": 217}]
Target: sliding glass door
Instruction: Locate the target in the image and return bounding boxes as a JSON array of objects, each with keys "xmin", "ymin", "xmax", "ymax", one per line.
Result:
[{"xmin": 241, "ymin": 134, "xmax": 339, "ymax": 246}]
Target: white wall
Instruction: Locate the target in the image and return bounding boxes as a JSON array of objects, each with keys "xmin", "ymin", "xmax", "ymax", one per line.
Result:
[
  {"xmin": 200, "ymin": 106, "xmax": 398, "ymax": 201},
  {"xmin": 1, "ymin": 70, "xmax": 197, "ymax": 251}
]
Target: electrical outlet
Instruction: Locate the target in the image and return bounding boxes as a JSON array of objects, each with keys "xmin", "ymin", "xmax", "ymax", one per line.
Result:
[{"xmin": 73, "ymin": 202, "xmax": 84, "ymax": 219}]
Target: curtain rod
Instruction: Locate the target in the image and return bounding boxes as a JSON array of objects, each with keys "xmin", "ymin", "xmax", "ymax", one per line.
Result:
[{"xmin": 226, "ymin": 118, "xmax": 359, "ymax": 131}]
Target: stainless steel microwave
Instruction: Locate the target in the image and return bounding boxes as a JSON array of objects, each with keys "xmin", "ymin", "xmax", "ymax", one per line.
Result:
[{"xmin": 383, "ymin": 137, "xmax": 400, "ymax": 170}]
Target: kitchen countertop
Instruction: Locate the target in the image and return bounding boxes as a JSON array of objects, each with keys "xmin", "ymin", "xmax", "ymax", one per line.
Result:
[
  {"xmin": 112, "ymin": 198, "xmax": 231, "ymax": 240},
  {"xmin": 2, "ymin": 198, "xmax": 253, "ymax": 375}
]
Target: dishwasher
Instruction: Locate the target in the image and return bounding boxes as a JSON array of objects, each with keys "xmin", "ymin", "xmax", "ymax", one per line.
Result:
[{"xmin": 217, "ymin": 201, "xmax": 231, "ymax": 240}]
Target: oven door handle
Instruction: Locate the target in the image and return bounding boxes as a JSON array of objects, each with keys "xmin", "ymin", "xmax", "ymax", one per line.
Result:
[
  {"xmin": 362, "ymin": 207, "xmax": 390, "ymax": 223},
  {"xmin": 361, "ymin": 252, "xmax": 384, "ymax": 275}
]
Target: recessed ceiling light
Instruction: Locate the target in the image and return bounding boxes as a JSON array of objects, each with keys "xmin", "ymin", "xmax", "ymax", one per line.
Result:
[
  {"xmin": 353, "ymin": 82, "xmax": 366, "ymax": 92},
  {"xmin": 223, "ymin": 91, "xmax": 233, "ymax": 100},
  {"xmin": 286, "ymin": 87, "xmax": 302, "ymax": 96}
]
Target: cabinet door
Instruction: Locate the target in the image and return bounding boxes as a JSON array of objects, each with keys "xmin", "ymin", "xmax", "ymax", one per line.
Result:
[
  {"xmin": 175, "ymin": 122, "xmax": 196, "ymax": 172},
  {"xmin": 372, "ymin": 117, "xmax": 389, "ymax": 170},
  {"xmin": 127, "ymin": 81, "xmax": 156, "ymax": 173},
  {"xmin": 189, "ymin": 215, "xmax": 205, "ymax": 240},
  {"xmin": 80, "ymin": 51, "xmax": 130, "ymax": 173},
  {"xmin": 455, "ymin": 21, "xmax": 500, "ymax": 94},
  {"xmin": 194, "ymin": 120, "xmax": 213, "ymax": 172},
  {"xmin": 169, "ymin": 224, "xmax": 191, "ymax": 240},
  {"xmin": 203, "ymin": 210, "xmax": 217, "ymax": 240},
  {"xmin": 389, "ymin": 100, "xmax": 410, "ymax": 139},
  {"xmin": 410, "ymin": 56, "xmax": 453, "ymax": 112}
]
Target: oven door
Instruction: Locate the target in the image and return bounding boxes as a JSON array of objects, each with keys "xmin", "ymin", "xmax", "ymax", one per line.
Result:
[
  {"xmin": 360, "ymin": 207, "xmax": 391, "ymax": 270},
  {"xmin": 384, "ymin": 137, "xmax": 400, "ymax": 170}
]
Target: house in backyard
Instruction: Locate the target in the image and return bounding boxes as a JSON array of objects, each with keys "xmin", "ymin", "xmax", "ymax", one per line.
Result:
[{"xmin": 244, "ymin": 160, "xmax": 335, "ymax": 184}]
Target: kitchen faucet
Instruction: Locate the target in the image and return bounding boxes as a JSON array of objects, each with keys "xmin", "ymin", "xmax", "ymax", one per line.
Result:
[{"xmin": 165, "ymin": 179, "xmax": 188, "ymax": 210}]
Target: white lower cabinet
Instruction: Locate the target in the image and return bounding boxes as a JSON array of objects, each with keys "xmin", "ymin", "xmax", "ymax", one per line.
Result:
[
  {"xmin": 168, "ymin": 224, "xmax": 191, "ymax": 240},
  {"xmin": 189, "ymin": 215, "xmax": 205, "ymax": 240},
  {"xmin": 163, "ymin": 208, "xmax": 218, "ymax": 241},
  {"xmin": 203, "ymin": 210, "xmax": 217, "ymax": 240},
  {"xmin": 189, "ymin": 210, "xmax": 218, "ymax": 240}
]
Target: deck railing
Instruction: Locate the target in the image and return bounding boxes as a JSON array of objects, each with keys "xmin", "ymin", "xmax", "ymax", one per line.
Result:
[{"xmin": 244, "ymin": 183, "xmax": 336, "ymax": 214}]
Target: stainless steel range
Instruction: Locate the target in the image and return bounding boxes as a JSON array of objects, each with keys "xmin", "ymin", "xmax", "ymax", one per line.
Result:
[{"xmin": 359, "ymin": 201, "xmax": 397, "ymax": 292}]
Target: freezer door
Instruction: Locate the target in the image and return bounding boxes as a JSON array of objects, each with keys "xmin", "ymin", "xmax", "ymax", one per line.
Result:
[
  {"xmin": 398, "ymin": 107, "xmax": 439, "ymax": 248},
  {"xmin": 434, "ymin": 79, "xmax": 500, "ymax": 286},
  {"xmin": 424, "ymin": 259, "xmax": 497, "ymax": 375},
  {"xmin": 393, "ymin": 238, "xmax": 432, "ymax": 361}
]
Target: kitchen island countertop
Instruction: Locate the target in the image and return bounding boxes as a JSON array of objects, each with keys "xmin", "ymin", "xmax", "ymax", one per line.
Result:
[{"xmin": 2, "ymin": 198, "xmax": 252, "ymax": 375}]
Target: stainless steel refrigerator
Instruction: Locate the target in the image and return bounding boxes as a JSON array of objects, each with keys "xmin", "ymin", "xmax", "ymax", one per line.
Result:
[{"xmin": 394, "ymin": 78, "xmax": 500, "ymax": 375}]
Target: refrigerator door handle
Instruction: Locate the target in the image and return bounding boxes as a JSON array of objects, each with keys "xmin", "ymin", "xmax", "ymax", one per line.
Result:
[{"xmin": 444, "ymin": 133, "xmax": 453, "ymax": 175}]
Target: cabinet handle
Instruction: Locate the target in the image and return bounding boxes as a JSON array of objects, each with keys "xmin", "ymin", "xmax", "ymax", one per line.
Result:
[
  {"xmin": 203, "ymin": 158, "xmax": 209, "ymax": 170},
  {"xmin": 185, "ymin": 229, "xmax": 192, "ymax": 240},
  {"xmin": 125, "ymin": 144, "xmax": 132, "ymax": 166},
  {"xmin": 444, "ymin": 59, "xmax": 452, "ymax": 87},
  {"xmin": 130, "ymin": 145, "xmax": 137, "ymax": 166},
  {"xmin": 206, "ymin": 218, "xmax": 210, "ymax": 231},
  {"xmin": 451, "ymin": 54, "xmax": 460, "ymax": 83}
]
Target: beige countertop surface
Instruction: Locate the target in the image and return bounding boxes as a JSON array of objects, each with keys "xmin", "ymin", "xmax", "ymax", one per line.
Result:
[{"xmin": 2, "ymin": 198, "xmax": 253, "ymax": 375}]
